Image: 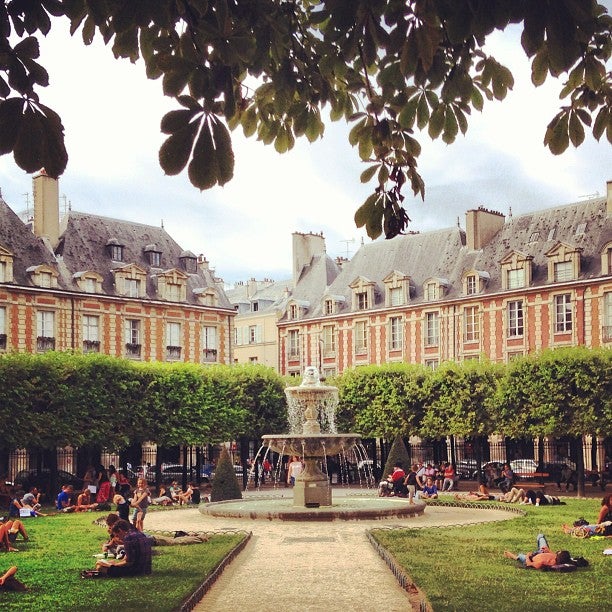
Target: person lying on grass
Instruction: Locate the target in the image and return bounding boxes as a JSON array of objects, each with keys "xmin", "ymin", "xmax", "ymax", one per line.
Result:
[
  {"xmin": 0, "ymin": 519, "xmax": 28, "ymax": 552},
  {"xmin": 504, "ymin": 533, "xmax": 571, "ymax": 569},
  {"xmin": 95, "ymin": 519, "xmax": 152, "ymax": 577},
  {"xmin": 0, "ymin": 566, "xmax": 26, "ymax": 591},
  {"xmin": 562, "ymin": 521, "xmax": 612, "ymax": 538},
  {"xmin": 454, "ymin": 483, "xmax": 495, "ymax": 501}
]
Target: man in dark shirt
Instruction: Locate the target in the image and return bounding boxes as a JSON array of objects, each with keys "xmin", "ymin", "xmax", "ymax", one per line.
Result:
[{"xmin": 95, "ymin": 519, "xmax": 152, "ymax": 577}]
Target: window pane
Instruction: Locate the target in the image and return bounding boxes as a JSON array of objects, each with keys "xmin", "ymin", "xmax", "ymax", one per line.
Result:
[
  {"xmin": 507, "ymin": 300, "xmax": 524, "ymax": 337},
  {"xmin": 507, "ymin": 269, "xmax": 524, "ymax": 289},
  {"xmin": 389, "ymin": 316, "xmax": 403, "ymax": 350},
  {"xmin": 554, "ymin": 294, "xmax": 572, "ymax": 332},
  {"xmin": 425, "ymin": 312, "xmax": 439, "ymax": 346},
  {"xmin": 554, "ymin": 261, "xmax": 573, "ymax": 282}
]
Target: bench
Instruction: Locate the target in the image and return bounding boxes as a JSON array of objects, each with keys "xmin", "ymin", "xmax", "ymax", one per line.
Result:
[{"xmin": 514, "ymin": 472, "xmax": 549, "ymax": 489}]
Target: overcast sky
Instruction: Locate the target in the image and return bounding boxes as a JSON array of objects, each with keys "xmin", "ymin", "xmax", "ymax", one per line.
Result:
[{"xmin": 0, "ymin": 10, "xmax": 610, "ymax": 287}]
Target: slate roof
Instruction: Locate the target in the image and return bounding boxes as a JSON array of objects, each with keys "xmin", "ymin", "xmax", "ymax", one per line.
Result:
[
  {"xmin": 291, "ymin": 196, "xmax": 611, "ymax": 321},
  {"xmin": 0, "ymin": 197, "xmax": 58, "ymax": 285},
  {"xmin": 0, "ymin": 201, "xmax": 232, "ymax": 308},
  {"xmin": 226, "ymin": 277, "xmax": 292, "ymax": 315}
]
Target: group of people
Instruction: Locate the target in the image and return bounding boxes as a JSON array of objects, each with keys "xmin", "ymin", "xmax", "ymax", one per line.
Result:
[{"xmin": 379, "ymin": 461, "xmax": 457, "ymax": 503}]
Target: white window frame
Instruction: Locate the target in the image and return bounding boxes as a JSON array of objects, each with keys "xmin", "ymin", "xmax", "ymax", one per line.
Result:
[
  {"xmin": 167, "ymin": 282, "xmax": 181, "ymax": 302},
  {"xmin": 202, "ymin": 325, "xmax": 218, "ymax": 362},
  {"xmin": 125, "ymin": 278, "xmax": 140, "ymax": 298},
  {"xmin": 0, "ymin": 306, "xmax": 6, "ymax": 350},
  {"xmin": 354, "ymin": 321, "xmax": 368, "ymax": 353},
  {"xmin": 389, "ymin": 287, "xmax": 403, "ymax": 306},
  {"xmin": 36, "ymin": 310, "xmax": 55, "ymax": 351},
  {"xmin": 507, "ymin": 269, "xmax": 525, "ymax": 289},
  {"xmin": 389, "ymin": 316, "xmax": 403, "ymax": 350},
  {"xmin": 425, "ymin": 312, "xmax": 439, "ymax": 346},
  {"xmin": 463, "ymin": 306, "xmax": 480, "ymax": 342},
  {"xmin": 507, "ymin": 300, "xmax": 524, "ymax": 337},
  {"xmin": 466, "ymin": 275, "xmax": 477, "ymax": 295},
  {"xmin": 604, "ymin": 292, "xmax": 612, "ymax": 342},
  {"xmin": 0, "ymin": 261, "xmax": 5, "ymax": 283},
  {"xmin": 554, "ymin": 293, "xmax": 572, "ymax": 333},
  {"xmin": 288, "ymin": 330, "xmax": 300, "ymax": 358},
  {"xmin": 83, "ymin": 314, "xmax": 100, "ymax": 352},
  {"xmin": 124, "ymin": 319, "xmax": 141, "ymax": 358},
  {"xmin": 553, "ymin": 261, "xmax": 573, "ymax": 282},
  {"xmin": 356, "ymin": 291, "xmax": 368, "ymax": 310},
  {"xmin": 322, "ymin": 324, "xmax": 336, "ymax": 354}
]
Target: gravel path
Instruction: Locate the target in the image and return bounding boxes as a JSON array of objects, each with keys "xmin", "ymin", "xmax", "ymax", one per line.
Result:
[{"xmin": 143, "ymin": 495, "xmax": 517, "ymax": 612}]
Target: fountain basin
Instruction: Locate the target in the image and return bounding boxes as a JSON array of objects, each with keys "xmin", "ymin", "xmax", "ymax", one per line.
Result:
[
  {"xmin": 199, "ymin": 495, "xmax": 426, "ymax": 521},
  {"xmin": 262, "ymin": 433, "xmax": 361, "ymax": 457}
]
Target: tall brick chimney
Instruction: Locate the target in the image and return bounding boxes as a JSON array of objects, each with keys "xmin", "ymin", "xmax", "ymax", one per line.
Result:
[
  {"xmin": 465, "ymin": 206, "xmax": 505, "ymax": 251},
  {"xmin": 32, "ymin": 170, "xmax": 60, "ymax": 248},
  {"xmin": 292, "ymin": 231, "xmax": 326, "ymax": 286}
]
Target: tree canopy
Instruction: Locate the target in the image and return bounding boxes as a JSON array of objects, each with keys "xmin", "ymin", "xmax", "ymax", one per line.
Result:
[{"xmin": 1, "ymin": 1, "xmax": 609, "ymax": 238}]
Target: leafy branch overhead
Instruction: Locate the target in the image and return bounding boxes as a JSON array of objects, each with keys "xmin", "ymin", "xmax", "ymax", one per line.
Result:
[{"xmin": 0, "ymin": 1, "xmax": 610, "ymax": 239}]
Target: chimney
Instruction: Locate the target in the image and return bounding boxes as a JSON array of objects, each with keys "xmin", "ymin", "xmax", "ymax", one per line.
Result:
[
  {"xmin": 465, "ymin": 206, "xmax": 505, "ymax": 250},
  {"xmin": 32, "ymin": 170, "xmax": 60, "ymax": 248},
  {"xmin": 292, "ymin": 231, "xmax": 326, "ymax": 286},
  {"xmin": 197, "ymin": 255, "xmax": 209, "ymax": 271},
  {"xmin": 607, "ymin": 180, "xmax": 612, "ymax": 217}
]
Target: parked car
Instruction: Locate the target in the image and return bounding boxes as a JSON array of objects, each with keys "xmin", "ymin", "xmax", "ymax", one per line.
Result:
[
  {"xmin": 455, "ymin": 459, "xmax": 479, "ymax": 480},
  {"xmin": 14, "ymin": 468, "xmax": 84, "ymax": 493},
  {"xmin": 509, "ymin": 459, "xmax": 538, "ymax": 475},
  {"xmin": 157, "ymin": 464, "xmax": 197, "ymax": 484}
]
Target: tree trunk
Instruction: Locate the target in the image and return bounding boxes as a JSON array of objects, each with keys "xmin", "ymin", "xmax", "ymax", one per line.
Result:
[{"xmin": 572, "ymin": 436, "xmax": 585, "ymax": 497}]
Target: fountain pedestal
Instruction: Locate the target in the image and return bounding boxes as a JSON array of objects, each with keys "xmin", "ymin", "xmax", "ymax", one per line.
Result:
[{"xmin": 293, "ymin": 458, "xmax": 331, "ymax": 507}]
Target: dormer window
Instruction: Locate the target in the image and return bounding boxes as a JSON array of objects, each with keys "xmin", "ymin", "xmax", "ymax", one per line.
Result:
[
  {"xmin": 252, "ymin": 301, "xmax": 259, "ymax": 312},
  {"xmin": 113, "ymin": 264, "xmax": 147, "ymax": 299},
  {"xmin": 507, "ymin": 269, "xmax": 525, "ymax": 289},
  {"xmin": 321, "ymin": 294, "xmax": 345, "ymax": 316},
  {"xmin": 545, "ymin": 242, "xmax": 582, "ymax": 284},
  {"xmin": 0, "ymin": 246, "xmax": 14, "ymax": 283},
  {"xmin": 289, "ymin": 304, "xmax": 298, "ymax": 320},
  {"xmin": 325, "ymin": 299, "xmax": 334, "ymax": 314},
  {"xmin": 194, "ymin": 287, "xmax": 218, "ymax": 306},
  {"xmin": 349, "ymin": 276, "xmax": 375, "ymax": 312},
  {"xmin": 156, "ymin": 268, "xmax": 188, "ymax": 302},
  {"xmin": 106, "ymin": 238, "xmax": 124, "ymax": 262},
  {"xmin": 144, "ymin": 244, "xmax": 162, "ymax": 267},
  {"xmin": 500, "ymin": 251, "xmax": 533, "ymax": 290},
  {"xmin": 462, "ymin": 270, "xmax": 490, "ymax": 296},
  {"xmin": 126, "ymin": 278, "xmax": 141, "ymax": 298},
  {"xmin": 383, "ymin": 271, "xmax": 410, "ymax": 307},
  {"xmin": 423, "ymin": 277, "xmax": 448, "ymax": 301},
  {"xmin": 73, "ymin": 271, "xmax": 104, "ymax": 294},
  {"xmin": 27, "ymin": 264, "xmax": 59, "ymax": 289},
  {"xmin": 179, "ymin": 251, "xmax": 198, "ymax": 273}
]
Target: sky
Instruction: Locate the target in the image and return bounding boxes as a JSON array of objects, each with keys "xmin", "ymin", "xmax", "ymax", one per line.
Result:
[{"xmin": 0, "ymin": 10, "xmax": 610, "ymax": 287}]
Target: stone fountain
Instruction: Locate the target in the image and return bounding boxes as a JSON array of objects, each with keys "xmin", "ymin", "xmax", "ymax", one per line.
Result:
[
  {"xmin": 262, "ymin": 365, "xmax": 360, "ymax": 508},
  {"xmin": 199, "ymin": 366, "xmax": 426, "ymax": 520}
]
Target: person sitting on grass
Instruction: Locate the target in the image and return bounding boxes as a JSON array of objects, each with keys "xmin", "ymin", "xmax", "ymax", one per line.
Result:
[
  {"xmin": 177, "ymin": 483, "xmax": 194, "ymax": 505},
  {"xmin": 504, "ymin": 533, "xmax": 571, "ymax": 569},
  {"xmin": 0, "ymin": 566, "xmax": 26, "ymax": 591},
  {"xmin": 56, "ymin": 484, "xmax": 75, "ymax": 512},
  {"xmin": 0, "ymin": 519, "xmax": 28, "ymax": 552},
  {"xmin": 151, "ymin": 484, "xmax": 174, "ymax": 506},
  {"xmin": 75, "ymin": 488, "xmax": 99, "ymax": 512},
  {"xmin": 94, "ymin": 519, "xmax": 152, "ymax": 577},
  {"xmin": 420, "ymin": 476, "xmax": 438, "ymax": 499},
  {"xmin": 113, "ymin": 493, "xmax": 130, "ymax": 521}
]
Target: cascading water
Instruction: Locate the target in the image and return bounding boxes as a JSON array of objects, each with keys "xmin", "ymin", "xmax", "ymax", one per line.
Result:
[{"xmin": 262, "ymin": 365, "xmax": 361, "ymax": 507}]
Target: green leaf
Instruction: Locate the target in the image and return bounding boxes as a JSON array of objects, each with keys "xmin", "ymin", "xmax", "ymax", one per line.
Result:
[
  {"xmin": 442, "ymin": 107, "xmax": 458, "ymax": 144},
  {"xmin": 470, "ymin": 86, "xmax": 484, "ymax": 111},
  {"xmin": 211, "ymin": 118, "xmax": 234, "ymax": 186},
  {"xmin": 354, "ymin": 193, "xmax": 378, "ymax": 228},
  {"xmin": 241, "ymin": 106, "xmax": 258, "ymax": 138},
  {"xmin": 158, "ymin": 120, "xmax": 199, "ymax": 176},
  {"xmin": 416, "ymin": 94, "xmax": 430, "ymax": 130},
  {"xmin": 568, "ymin": 111, "xmax": 585, "ymax": 148},
  {"xmin": 531, "ymin": 49, "xmax": 548, "ymax": 87},
  {"xmin": 592, "ymin": 107, "xmax": 608, "ymax": 141},
  {"xmin": 359, "ymin": 164, "xmax": 378, "ymax": 184},
  {"xmin": 188, "ymin": 120, "xmax": 219, "ymax": 190},
  {"xmin": 13, "ymin": 36, "xmax": 40, "ymax": 60},
  {"xmin": 428, "ymin": 105, "xmax": 445, "ymax": 139},
  {"xmin": 544, "ymin": 112, "xmax": 570, "ymax": 155},
  {"xmin": 398, "ymin": 96, "xmax": 418, "ymax": 129}
]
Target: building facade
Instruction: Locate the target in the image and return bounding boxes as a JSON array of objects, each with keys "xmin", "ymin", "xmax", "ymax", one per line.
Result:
[
  {"xmin": 278, "ymin": 182, "xmax": 612, "ymax": 375},
  {"xmin": 0, "ymin": 172, "xmax": 235, "ymax": 364}
]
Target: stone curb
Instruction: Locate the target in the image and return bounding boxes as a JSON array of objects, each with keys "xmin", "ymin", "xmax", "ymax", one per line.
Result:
[{"xmin": 179, "ymin": 530, "xmax": 252, "ymax": 612}]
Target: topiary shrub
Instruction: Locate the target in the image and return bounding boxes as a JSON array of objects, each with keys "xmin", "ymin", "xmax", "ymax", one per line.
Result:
[
  {"xmin": 210, "ymin": 446, "xmax": 242, "ymax": 502},
  {"xmin": 381, "ymin": 435, "xmax": 411, "ymax": 480}
]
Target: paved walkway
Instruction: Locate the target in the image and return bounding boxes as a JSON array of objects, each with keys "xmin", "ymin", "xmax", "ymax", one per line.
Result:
[{"xmin": 144, "ymin": 492, "xmax": 518, "ymax": 612}]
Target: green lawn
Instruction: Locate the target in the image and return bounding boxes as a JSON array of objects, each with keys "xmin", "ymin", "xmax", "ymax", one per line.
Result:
[
  {"xmin": 371, "ymin": 498, "xmax": 612, "ymax": 612},
  {"xmin": 1, "ymin": 509, "xmax": 247, "ymax": 611}
]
